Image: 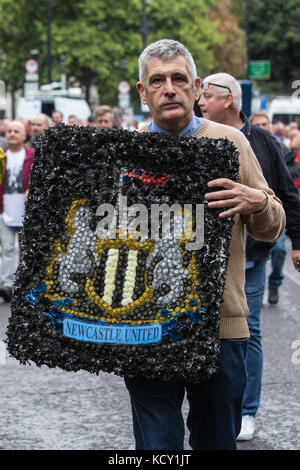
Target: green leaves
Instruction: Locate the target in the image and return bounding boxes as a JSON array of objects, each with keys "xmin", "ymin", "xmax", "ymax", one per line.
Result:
[
  {"xmin": 246, "ymin": 0, "xmax": 300, "ymax": 84},
  {"xmin": 0, "ymin": 0, "xmax": 222, "ymax": 105},
  {"xmin": 148, "ymin": 0, "xmax": 219, "ymax": 75}
]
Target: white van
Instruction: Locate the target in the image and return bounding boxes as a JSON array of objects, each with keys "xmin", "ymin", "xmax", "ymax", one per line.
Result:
[
  {"xmin": 16, "ymin": 94, "xmax": 92, "ymax": 122},
  {"xmin": 268, "ymin": 97, "xmax": 300, "ymax": 125}
]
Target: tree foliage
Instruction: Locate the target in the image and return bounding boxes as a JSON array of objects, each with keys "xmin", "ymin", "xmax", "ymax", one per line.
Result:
[
  {"xmin": 0, "ymin": 0, "xmax": 244, "ymax": 107},
  {"xmin": 0, "ymin": 0, "xmax": 46, "ymax": 91},
  {"xmin": 244, "ymin": 0, "xmax": 300, "ymax": 85},
  {"xmin": 209, "ymin": 0, "xmax": 247, "ymax": 79},
  {"xmin": 147, "ymin": 0, "xmax": 220, "ymax": 77}
]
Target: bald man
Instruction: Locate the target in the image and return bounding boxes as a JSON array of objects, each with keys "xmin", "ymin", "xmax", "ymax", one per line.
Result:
[
  {"xmin": 30, "ymin": 113, "xmax": 51, "ymax": 144},
  {"xmin": 0, "ymin": 121, "xmax": 34, "ymax": 301}
]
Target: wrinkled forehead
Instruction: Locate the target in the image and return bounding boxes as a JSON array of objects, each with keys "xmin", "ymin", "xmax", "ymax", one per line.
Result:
[
  {"xmin": 32, "ymin": 118, "xmax": 45, "ymax": 126},
  {"xmin": 200, "ymin": 82, "xmax": 231, "ymax": 94},
  {"xmin": 7, "ymin": 122, "xmax": 25, "ymax": 133},
  {"xmin": 201, "ymin": 82, "xmax": 211, "ymax": 91},
  {"xmin": 253, "ymin": 117, "xmax": 269, "ymax": 125},
  {"xmin": 145, "ymin": 55, "xmax": 190, "ymax": 77},
  {"xmin": 96, "ymin": 112, "xmax": 112, "ymax": 121}
]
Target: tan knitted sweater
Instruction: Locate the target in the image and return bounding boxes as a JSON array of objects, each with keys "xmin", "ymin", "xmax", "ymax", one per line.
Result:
[{"xmin": 141, "ymin": 118, "xmax": 286, "ymax": 338}]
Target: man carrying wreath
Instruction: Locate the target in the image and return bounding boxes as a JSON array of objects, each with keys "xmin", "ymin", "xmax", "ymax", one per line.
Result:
[{"xmin": 123, "ymin": 39, "xmax": 285, "ymax": 450}]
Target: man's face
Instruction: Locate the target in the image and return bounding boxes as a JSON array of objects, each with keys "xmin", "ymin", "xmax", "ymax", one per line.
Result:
[
  {"xmin": 52, "ymin": 112, "xmax": 63, "ymax": 124},
  {"xmin": 251, "ymin": 115, "xmax": 270, "ymax": 130},
  {"xmin": 6, "ymin": 122, "xmax": 26, "ymax": 148},
  {"xmin": 95, "ymin": 112, "xmax": 113, "ymax": 128},
  {"xmin": 198, "ymin": 83, "xmax": 231, "ymax": 123},
  {"xmin": 31, "ymin": 117, "xmax": 48, "ymax": 137},
  {"xmin": 67, "ymin": 116, "xmax": 78, "ymax": 126},
  {"xmin": 137, "ymin": 56, "xmax": 200, "ymax": 133}
]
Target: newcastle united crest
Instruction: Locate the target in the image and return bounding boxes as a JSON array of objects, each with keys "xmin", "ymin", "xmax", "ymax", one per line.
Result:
[{"xmin": 6, "ymin": 125, "xmax": 239, "ymax": 382}]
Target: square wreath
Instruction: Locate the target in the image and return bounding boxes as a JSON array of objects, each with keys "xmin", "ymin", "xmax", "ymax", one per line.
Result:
[{"xmin": 7, "ymin": 124, "xmax": 239, "ymax": 383}]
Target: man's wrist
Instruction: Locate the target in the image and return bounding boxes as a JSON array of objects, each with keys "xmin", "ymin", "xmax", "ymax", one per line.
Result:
[{"xmin": 254, "ymin": 190, "xmax": 268, "ymax": 214}]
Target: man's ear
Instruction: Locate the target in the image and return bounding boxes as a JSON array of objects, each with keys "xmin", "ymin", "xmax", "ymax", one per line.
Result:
[
  {"xmin": 224, "ymin": 93, "xmax": 234, "ymax": 109},
  {"xmin": 194, "ymin": 77, "xmax": 201, "ymax": 101},
  {"xmin": 136, "ymin": 82, "xmax": 147, "ymax": 105}
]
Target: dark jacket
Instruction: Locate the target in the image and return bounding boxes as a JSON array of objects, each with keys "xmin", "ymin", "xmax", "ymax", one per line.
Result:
[
  {"xmin": 241, "ymin": 113, "xmax": 300, "ymax": 261},
  {"xmin": 280, "ymin": 142, "xmax": 300, "ymax": 181}
]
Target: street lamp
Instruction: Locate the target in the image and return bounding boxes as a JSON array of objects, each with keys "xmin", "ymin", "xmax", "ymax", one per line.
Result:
[
  {"xmin": 141, "ymin": 0, "xmax": 147, "ymax": 49},
  {"xmin": 140, "ymin": 1, "xmax": 154, "ymax": 49},
  {"xmin": 46, "ymin": 0, "xmax": 52, "ymax": 83}
]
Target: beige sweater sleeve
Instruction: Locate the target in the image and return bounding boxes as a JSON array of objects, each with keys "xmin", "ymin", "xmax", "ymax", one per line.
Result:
[
  {"xmin": 140, "ymin": 119, "xmax": 286, "ymax": 338},
  {"xmin": 237, "ymin": 133, "xmax": 286, "ymax": 242},
  {"xmin": 195, "ymin": 120, "xmax": 286, "ymax": 244},
  {"xmin": 194, "ymin": 120, "xmax": 286, "ymax": 338}
]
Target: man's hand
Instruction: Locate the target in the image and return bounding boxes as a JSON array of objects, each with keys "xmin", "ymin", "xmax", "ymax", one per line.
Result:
[
  {"xmin": 205, "ymin": 178, "xmax": 268, "ymax": 218},
  {"xmin": 292, "ymin": 250, "xmax": 300, "ymax": 271}
]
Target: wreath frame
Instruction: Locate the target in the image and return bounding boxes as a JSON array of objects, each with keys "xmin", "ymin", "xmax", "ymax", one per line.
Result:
[{"xmin": 6, "ymin": 125, "xmax": 239, "ymax": 383}]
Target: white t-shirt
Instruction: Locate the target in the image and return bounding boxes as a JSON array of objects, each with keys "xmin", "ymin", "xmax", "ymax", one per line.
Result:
[{"xmin": 2, "ymin": 148, "xmax": 26, "ymax": 227}]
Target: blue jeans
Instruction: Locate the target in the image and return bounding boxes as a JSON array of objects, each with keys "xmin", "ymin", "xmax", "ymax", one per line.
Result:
[
  {"xmin": 268, "ymin": 232, "xmax": 286, "ymax": 289},
  {"xmin": 124, "ymin": 339, "xmax": 248, "ymax": 450},
  {"xmin": 243, "ymin": 260, "xmax": 266, "ymax": 416}
]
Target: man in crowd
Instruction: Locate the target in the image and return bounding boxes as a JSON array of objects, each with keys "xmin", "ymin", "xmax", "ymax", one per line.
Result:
[
  {"xmin": 112, "ymin": 107, "xmax": 123, "ymax": 129},
  {"xmin": 0, "ymin": 118, "xmax": 10, "ymax": 148},
  {"xmin": 199, "ymin": 72, "xmax": 300, "ymax": 440},
  {"xmin": 94, "ymin": 105, "xmax": 114, "ymax": 128},
  {"xmin": 86, "ymin": 114, "xmax": 95, "ymax": 126},
  {"xmin": 123, "ymin": 39, "xmax": 285, "ymax": 450},
  {"xmin": 51, "ymin": 110, "xmax": 63, "ymax": 125},
  {"xmin": 0, "ymin": 121, "xmax": 34, "ymax": 301},
  {"xmin": 67, "ymin": 115, "xmax": 79, "ymax": 126},
  {"xmin": 250, "ymin": 112, "xmax": 300, "ymax": 306},
  {"xmin": 30, "ymin": 113, "xmax": 51, "ymax": 145}
]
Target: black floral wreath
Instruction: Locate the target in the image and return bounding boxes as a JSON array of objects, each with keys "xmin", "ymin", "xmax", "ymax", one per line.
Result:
[{"xmin": 6, "ymin": 124, "xmax": 239, "ymax": 383}]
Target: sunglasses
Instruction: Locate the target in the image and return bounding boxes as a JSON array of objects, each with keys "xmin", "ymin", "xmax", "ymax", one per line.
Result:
[{"xmin": 201, "ymin": 82, "xmax": 232, "ymax": 94}]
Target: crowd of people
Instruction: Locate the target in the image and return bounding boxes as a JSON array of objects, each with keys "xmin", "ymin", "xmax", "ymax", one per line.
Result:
[
  {"xmin": 0, "ymin": 106, "xmax": 140, "ymax": 149},
  {"xmin": 198, "ymin": 73, "xmax": 300, "ymax": 443},
  {"xmin": 0, "ymin": 38, "xmax": 300, "ymax": 450},
  {"xmin": 248, "ymin": 113, "xmax": 300, "ymax": 304},
  {"xmin": 0, "ymin": 106, "xmax": 130, "ymax": 303},
  {"xmin": 250, "ymin": 114, "xmax": 300, "ymax": 190}
]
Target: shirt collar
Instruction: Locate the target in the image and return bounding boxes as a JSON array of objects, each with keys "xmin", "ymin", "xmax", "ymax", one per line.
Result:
[
  {"xmin": 239, "ymin": 111, "xmax": 251, "ymax": 137},
  {"xmin": 147, "ymin": 115, "xmax": 203, "ymax": 136}
]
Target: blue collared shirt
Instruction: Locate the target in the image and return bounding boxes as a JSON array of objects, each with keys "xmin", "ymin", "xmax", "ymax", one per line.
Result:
[{"xmin": 146, "ymin": 114, "xmax": 203, "ymax": 136}]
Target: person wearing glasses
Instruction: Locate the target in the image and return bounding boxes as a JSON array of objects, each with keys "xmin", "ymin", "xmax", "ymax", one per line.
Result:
[
  {"xmin": 199, "ymin": 72, "xmax": 300, "ymax": 441},
  {"xmin": 123, "ymin": 40, "xmax": 285, "ymax": 451}
]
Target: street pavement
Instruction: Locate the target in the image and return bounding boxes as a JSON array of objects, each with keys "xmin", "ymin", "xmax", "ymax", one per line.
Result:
[{"xmin": 0, "ymin": 238, "xmax": 299, "ymax": 451}]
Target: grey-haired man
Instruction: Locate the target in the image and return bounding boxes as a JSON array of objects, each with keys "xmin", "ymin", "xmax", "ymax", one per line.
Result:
[
  {"xmin": 199, "ymin": 72, "xmax": 300, "ymax": 440},
  {"xmin": 124, "ymin": 40, "xmax": 285, "ymax": 450}
]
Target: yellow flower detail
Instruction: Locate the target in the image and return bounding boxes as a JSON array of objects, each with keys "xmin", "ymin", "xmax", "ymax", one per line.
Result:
[{"xmin": 103, "ymin": 248, "xmax": 119, "ymax": 306}]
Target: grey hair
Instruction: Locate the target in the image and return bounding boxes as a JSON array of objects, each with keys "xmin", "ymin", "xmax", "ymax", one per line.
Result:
[
  {"xmin": 202, "ymin": 73, "xmax": 242, "ymax": 112},
  {"xmin": 139, "ymin": 39, "xmax": 197, "ymax": 86},
  {"xmin": 249, "ymin": 111, "xmax": 269, "ymax": 123},
  {"xmin": 94, "ymin": 105, "xmax": 113, "ymax": 119}
]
